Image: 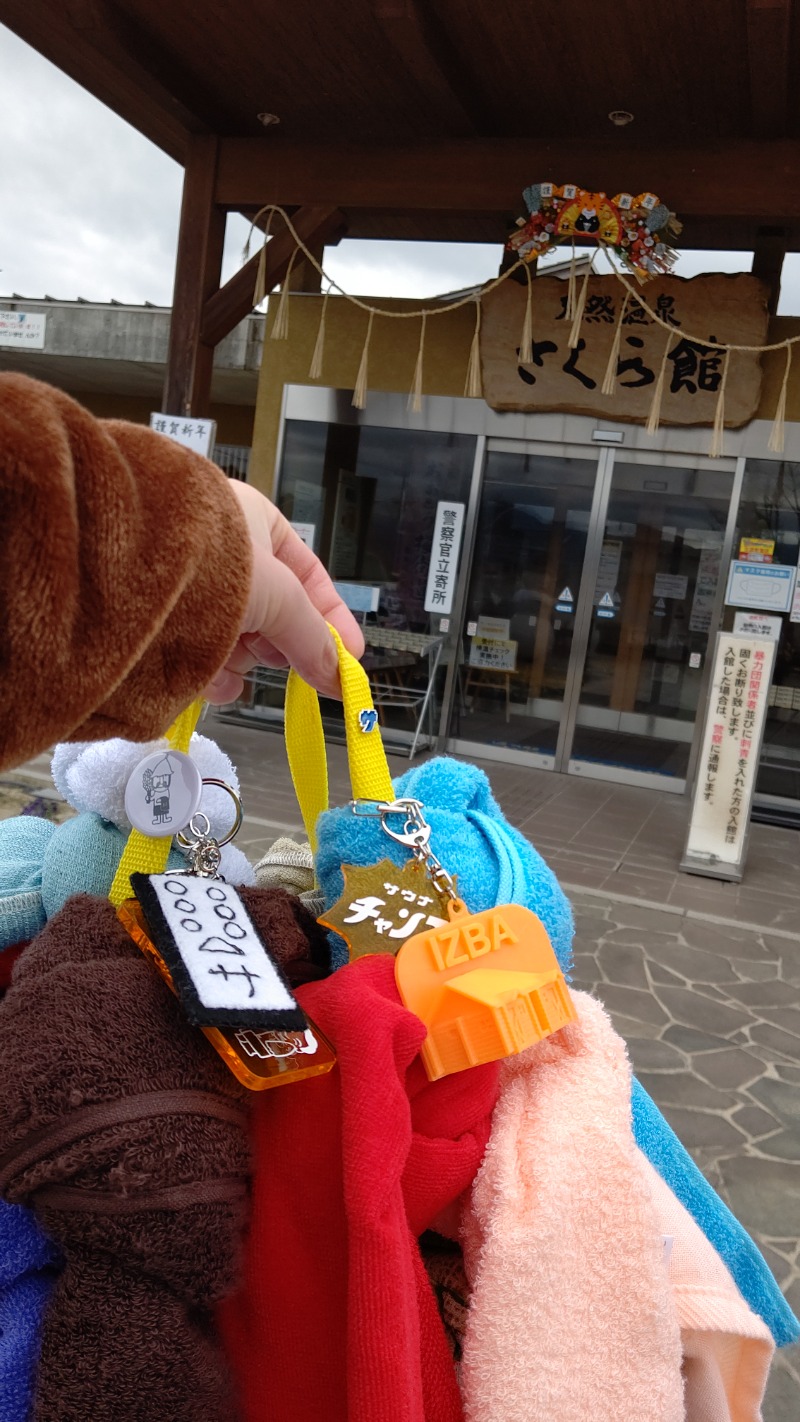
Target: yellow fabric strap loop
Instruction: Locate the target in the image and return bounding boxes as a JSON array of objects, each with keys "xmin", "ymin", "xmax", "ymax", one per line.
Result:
[
  {"xmin": 108, "ymin": 699, "xmax": 205, "ymax": 906},
  {"xmin": 285, "ymin": 627, "xmax": 394, "ymax": 853}
]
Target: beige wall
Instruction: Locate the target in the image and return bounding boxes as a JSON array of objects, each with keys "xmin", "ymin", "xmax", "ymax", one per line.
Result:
[{"xmin": 250, "ymin": 291, "xmax": 800, "ymax": 496}]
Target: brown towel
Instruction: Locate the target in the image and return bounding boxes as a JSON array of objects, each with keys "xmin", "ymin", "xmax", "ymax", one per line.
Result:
[{"xmin": 0, "ymin": 886, "xmax": 329, "ymax": 1422}]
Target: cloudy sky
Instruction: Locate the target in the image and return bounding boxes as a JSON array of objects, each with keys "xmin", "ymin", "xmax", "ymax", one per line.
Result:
[{"xmin": 3, "ymin": 22, "xmax": 800, "ymax": 311}]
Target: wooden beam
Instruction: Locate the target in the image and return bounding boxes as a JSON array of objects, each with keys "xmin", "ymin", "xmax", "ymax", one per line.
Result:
[
  {"xmin": 746, "ymin": 0, "xmax": 791, "ymax": 137},
  {"xmin": 215, "ymin": 138, "xmax": 800, "ymax": 223},
  {"xmin": 752, "ymin": 227, "xmax": 788, "ymax": 314},
  {"xmin": 163, "ymin": 136, "xmax": 225, "ymax": 415},
  {"xmin": 200, "ymin": 207, "xmax": 347, "ymax": 348},
  {"xmin": 372, "ymin": 0, "xmax": 483, "ymax": 135}
]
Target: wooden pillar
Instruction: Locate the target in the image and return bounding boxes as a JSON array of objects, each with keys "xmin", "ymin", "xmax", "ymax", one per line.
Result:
[
  {"xmin": 163, "ymin": 135, "xmax": 225, "ymax": 415},
  {"xmin": 610, "ymin": 522, "xmax": 662, "ymax": 711},
  {"xmin": 528, "ymin": 514, "xmax": 564, "ymax": 699},
  {"xmin": 291, "ymin": 247, "xmax": 325, "ymax": 293},
  {"xmin": 752, "ymin": 227, "xmax": 787, "ymax": 316}
]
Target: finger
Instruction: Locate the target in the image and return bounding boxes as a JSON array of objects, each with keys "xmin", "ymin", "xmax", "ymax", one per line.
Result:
[
  {"xmin": 239, "ymin": 633, "xmax": 289, "ymax": 669},
  {"xmin": 218, "ymin": 637, "xmax": 288, "ymax": 678},
  {"xmin": 244, "ymin": 543, "xmax": 342, "ymax": 698},
  {"xmin": 204, "ymin": 667, "xmax": 245, "ymax": 704},
  {"xmin": 266, "ymin": 507, "xmax": 365, "ymax": 659}
]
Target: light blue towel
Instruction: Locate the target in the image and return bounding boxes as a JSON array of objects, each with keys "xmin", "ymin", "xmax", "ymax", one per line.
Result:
[
  {"xmin": 315, "ymin": 754, "xmax": 799, "ymax": 1347},
  {"xmin": 0, "ymin": 817, "xmax": 54, "ymax": 949},
  {"xmin": 0, "ymin": 811, "xmax": 187, "ymax": 947},
  {"xmin": 0, "ymin": 1201, "xmax": 60, "ymax": 1422}
]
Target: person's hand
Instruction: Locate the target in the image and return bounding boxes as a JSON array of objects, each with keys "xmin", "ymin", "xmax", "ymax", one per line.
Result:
[{"xmin": 203, "ymin": 482, "xmax": 364, "ymax": 703}]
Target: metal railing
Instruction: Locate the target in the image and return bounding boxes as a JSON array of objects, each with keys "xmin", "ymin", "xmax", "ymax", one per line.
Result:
[{"xmin": 213, "ymin": 444, "xmax": 251, "ymax": 480}]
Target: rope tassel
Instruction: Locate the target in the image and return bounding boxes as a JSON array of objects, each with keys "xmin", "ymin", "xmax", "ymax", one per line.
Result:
[
  {"xmin": 464, "ymin": 300, "xmax": 483, "ymax": 398},
  {"xmin": 565, "ymin": 240, "xmax": 578, "ymax": 321},
  {"xmin": 250, "ymin": 209, "xmax": 275, "ymax": 308},
  {"xmin": 709, "ymin": 351, "xmax": 731, "ymax": 459},
  {"xmin": 768, "ymin": 343, "xmax": 793, "ymax": 453},
  {"xmin": 308, "ymin": 289, "xmax": 331, "ymax": 380},
  {"xmin": 645, "ymin": 333, "xmax": 674, "ymax": 437},
  {"xmin": 253, "ymin": 242, "xmax": 268, "ymax": 308},
  {"xmin": 270, "ymin": 248, "xmax": 299, "ymax": 341},
  {"xmin": 519, "ymin": 265, "xmax": 534, "ymax": 364},
  {"xmin": 352, "ymin": 310, "xmax": 375, "ymax": 409},
  {"xmin": 567, "ymin": 267, "xmax": 591, "ymax": 350},
  {"xmin": 409, "ymin": 312, "xmax": 427, "ymax": 413},
  {"xmin": 601, "ymin": 294, "xmax": 629, "ymax": 395}
]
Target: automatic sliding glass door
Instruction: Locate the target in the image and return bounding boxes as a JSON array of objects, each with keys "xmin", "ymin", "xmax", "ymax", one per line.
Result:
[
  {"xmin": 565, "ymin": 458, "xmax": 734, "ymax": 788},
  {"xmin": 445, "ymin": 446, "xmax": 600, "ymax": 764}
]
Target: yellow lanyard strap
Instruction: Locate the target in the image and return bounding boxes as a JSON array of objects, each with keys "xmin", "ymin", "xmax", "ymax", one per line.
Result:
[
  {"xmin": 108, "ymin": 699, "xmax": 205, "ymax": 906},
  {"xmin": 285, "ymin": 626, "xmax": 394, "ymax": 854}
]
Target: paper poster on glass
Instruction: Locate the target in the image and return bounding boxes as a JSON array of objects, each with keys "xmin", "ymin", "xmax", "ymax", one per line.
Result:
[
  {"xmin": 468, "ymin": 637, "xmax": 518, "ymax": 672},
  {"xmin": 475, "ymin": 615, "xmax": 511, "ymax": 641},
  {"xmin": 725, "ymin": 561, "xmax": 796, "ymax": 614}
]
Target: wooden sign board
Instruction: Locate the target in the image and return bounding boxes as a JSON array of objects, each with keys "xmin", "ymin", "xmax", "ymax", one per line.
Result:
[{"xmin": 480, "ymin": 273, "xmax": 768, "ymax": 426}]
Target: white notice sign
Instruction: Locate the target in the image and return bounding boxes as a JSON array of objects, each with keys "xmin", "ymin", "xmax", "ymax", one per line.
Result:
[
  {"xmin": 468, "ymin": 637, "xmax": 518, "ymax": 671},
  {"xmin": 476, "ymin": 615, "xmax": 511, "ymax": 640},
  {"xmin": 150, "ymin": 413, "xmax": 217, "ymax": 458},
  {"xmin": 733, "ymin": 612, "xmax": 782, "ymax": 642},
  {"xmin": 725, "ymin": 561, "xmax": 796, "ymax": 614},
  {"xmin": 682, "ymin": 634, "xmax": 777, "ymax": 881},
  {"xmin": 689, "ymin": 546, "xmax": 722, "ymax": 633},
  {"xmin": 0, "ymin": 311, "xmax": 46, "ymax": 349},
  {"xmin": 653, "ymin": 573, "xmax": 688, "ymax": 600},
  {"xmin": 424, "ymin": 502, "xmax": 465, "ymax": 615}
]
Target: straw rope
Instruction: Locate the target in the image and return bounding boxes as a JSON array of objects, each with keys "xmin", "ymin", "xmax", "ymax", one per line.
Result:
[
  {"xmin": 244, "ymin": 203, "xmax": 798, "ymax": 358},
  {"xmin": 243, "ymin": 205, "xmax": 798, "ymax": 442}
]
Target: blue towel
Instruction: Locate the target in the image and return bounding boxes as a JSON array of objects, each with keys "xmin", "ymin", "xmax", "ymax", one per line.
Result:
[
  {"xmin": 632, "ymin": 1078, "xmax": 799, "ymax": 1346},
  {"xmin": 0, "ymin": 1201, "xmax": 60, "ymax": 1422},
  {"xmin": 40, "ymin": 813, "xmax": 185, "ymax": 921},
  {"xmin": 0, "ymin": 817, "xmax": 54, "ymax": 949},
  {"xmin": 316, "ymin": 756, "xmax": 575, "ymax": 973},
  {"xmin": 315, "ymin": 754, "xmax": 799, "ymax": 1347}
]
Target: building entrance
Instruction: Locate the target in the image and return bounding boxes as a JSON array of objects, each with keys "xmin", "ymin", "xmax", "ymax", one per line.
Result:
[
  {"xmin": 266, "ymin": 388, "xmax": 786, "ymax": 804},
  {"xmin": 445, "ymin": 443, "xmax": 736, "ymax": 791}
]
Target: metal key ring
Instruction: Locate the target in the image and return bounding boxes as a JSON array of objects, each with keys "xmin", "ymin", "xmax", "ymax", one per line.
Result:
[{"xmin": 176, "ymin": 778, "xmax": 243, "ymax": 849}]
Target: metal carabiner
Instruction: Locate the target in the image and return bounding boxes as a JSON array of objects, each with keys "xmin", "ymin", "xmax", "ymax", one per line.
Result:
[{"xmin": 377, "ymin": 798, "xmax": 431, "ymax": 852}]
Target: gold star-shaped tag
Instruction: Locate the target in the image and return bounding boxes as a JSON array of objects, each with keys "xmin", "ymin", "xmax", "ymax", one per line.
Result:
[{"xmin": 318, "ymin": 858, "xmax": 455, "ymax": 962}]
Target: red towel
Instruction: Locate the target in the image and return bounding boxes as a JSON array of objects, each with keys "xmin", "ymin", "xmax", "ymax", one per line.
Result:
[{"xmin": 218, "ymin": 954, "xmax": 499, "ymax": 1422}]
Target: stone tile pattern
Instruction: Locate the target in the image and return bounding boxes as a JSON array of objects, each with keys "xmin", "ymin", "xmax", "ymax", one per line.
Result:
[
  {"xmin": 569, "ymin": 894, "xmax": 800, "ymax": 1421},
  {"xmin": 4, "ymin": 720, "xmax": 799, "ymax": 1417}
]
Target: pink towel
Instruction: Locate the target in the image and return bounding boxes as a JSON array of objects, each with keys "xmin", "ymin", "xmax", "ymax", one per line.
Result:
[
  {"xmin": 460, "ymin": 990, "xmax": 685, "ymax": 1422},
  {"xmin": 639, "ymin": 1154, "xmax": 773, "ymax": 1422}
]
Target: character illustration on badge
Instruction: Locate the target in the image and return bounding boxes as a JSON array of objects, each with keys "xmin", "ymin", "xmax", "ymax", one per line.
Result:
[
  {"xmin": 234, "ymin": 1027, "xmax": 318, "ymax": 1060},
  {"xmin": 142, "ymin": 753, "xmax": 176, "ymax": 825}
]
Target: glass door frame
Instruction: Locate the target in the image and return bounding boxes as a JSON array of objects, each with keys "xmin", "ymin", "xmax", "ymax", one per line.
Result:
[
  {"xmin": 438, "ymin": 435, "xmax": 612, "ymax": 770},
  {"xmin": 563, "ymin": 449, "xmax": 745, "ymax": 792},
  {"xmin": 440, "ymin": 437, "xmax": 743, "ymax": 792}
]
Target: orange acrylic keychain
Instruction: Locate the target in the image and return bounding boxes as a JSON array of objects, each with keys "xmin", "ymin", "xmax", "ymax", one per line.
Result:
[{"xmin": 395, "ymin": 897, "xmax": 575, "ymax": 1081}]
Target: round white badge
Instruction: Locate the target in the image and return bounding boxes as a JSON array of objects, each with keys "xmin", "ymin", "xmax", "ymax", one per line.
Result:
[{"xmin": 124, "ymin": 749, "xmax": 203, "ymax": 838}]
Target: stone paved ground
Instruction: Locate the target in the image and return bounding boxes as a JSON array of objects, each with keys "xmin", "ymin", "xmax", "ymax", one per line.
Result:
[
  {"xmin": 567, "ymin": 891, "xmax": 800, "ymax": 1421},
  {"xmin": 4, "ymin": 713, "xmax": 799, "ymax": 1417}
]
